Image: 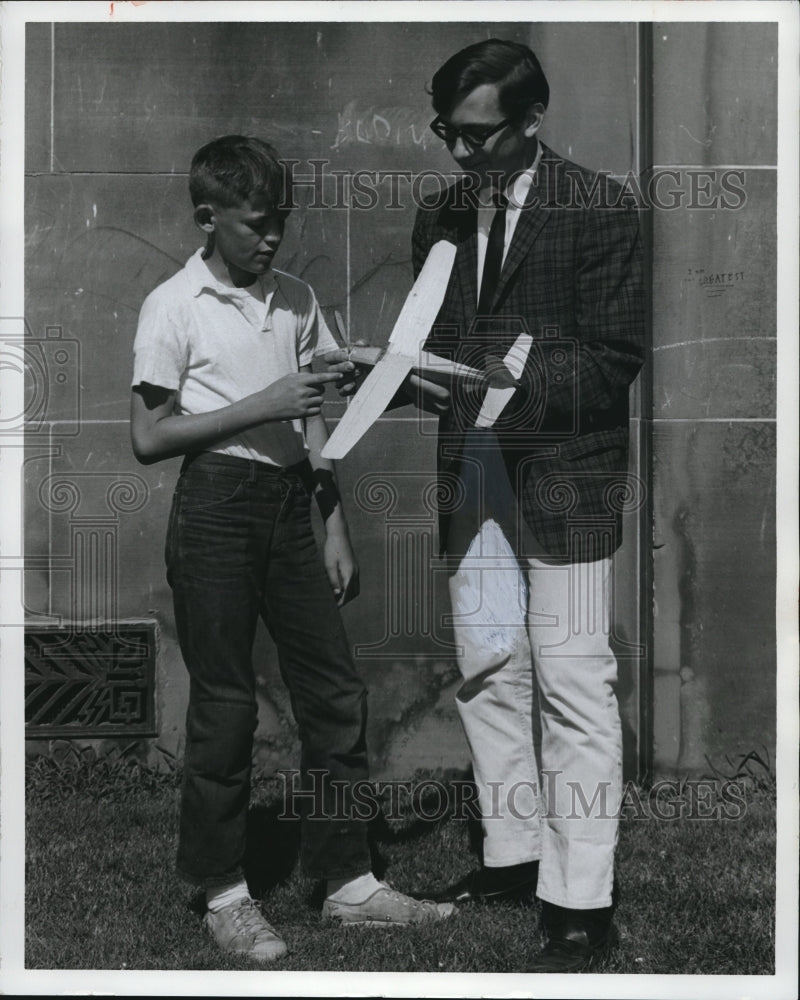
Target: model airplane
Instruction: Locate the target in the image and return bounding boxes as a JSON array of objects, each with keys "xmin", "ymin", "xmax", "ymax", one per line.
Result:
[{"xmin": 321, "ymin": 239, "xmax": 533, "ymax": 460}]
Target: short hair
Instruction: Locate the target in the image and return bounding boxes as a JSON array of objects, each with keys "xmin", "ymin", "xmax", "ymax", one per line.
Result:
[
  {"xmin": 430, "ymin": 39, "xmax": 550, "ymax": 119},
  {"xmin": 189, "ymin": 135, "xmax": 289, "ymax": 210}
]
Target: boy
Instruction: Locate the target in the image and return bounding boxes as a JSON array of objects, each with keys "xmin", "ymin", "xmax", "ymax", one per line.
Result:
[{"xmin": 130, "ymin": 135, "xmax": 453, "ymax": 963}]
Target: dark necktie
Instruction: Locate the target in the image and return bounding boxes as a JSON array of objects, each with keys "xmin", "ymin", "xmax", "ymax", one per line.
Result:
[{"xmin": 476, "ymin": 191, "xmax": 508, "ymax": 316}]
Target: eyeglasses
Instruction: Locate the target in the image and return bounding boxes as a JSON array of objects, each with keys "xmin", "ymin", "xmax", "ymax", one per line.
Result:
[{"xmin": 429, "ymin": 115, "xmax": 517, "ymax": 148}]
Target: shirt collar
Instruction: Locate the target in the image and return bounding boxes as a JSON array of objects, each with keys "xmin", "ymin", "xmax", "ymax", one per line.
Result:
[
  {"xmin": 478, "ymin": 140, "xmax": 544, "ymax": 210},
  {"xmin": 185, "ymin": 247, "xmax": 278, "ymax": 299}
]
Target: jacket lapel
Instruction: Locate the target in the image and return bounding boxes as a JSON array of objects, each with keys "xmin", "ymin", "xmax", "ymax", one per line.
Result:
[{"xmin": 434, "ymin": 148, "xmax": 561, "ymax": 323}]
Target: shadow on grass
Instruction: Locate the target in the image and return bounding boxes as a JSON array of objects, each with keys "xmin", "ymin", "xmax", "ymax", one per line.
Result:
[
  {"xmin": 366, "ymin": 770, "xmax": 484, "ymax": 870},
  {"xmin": 244, "ymin": 800, "xmax": 302, "ymax": 898},
  {"xmin": 239, "ymin": 773, "xmax": 484, "ymax": 908}
]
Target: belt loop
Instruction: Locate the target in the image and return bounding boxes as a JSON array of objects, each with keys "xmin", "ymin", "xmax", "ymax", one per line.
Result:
[{"xmin": 249, "ymin": 461, "xmax": 257, "ymax": 484}]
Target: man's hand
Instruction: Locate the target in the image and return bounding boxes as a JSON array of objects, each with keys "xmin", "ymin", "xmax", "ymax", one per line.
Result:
[
  {"xmin": 406, "ymin": 372, "xmax": 451, "ymax": 415},
  {"xmin": 323, "ymin": 528, "xmax": 360, "ymax": 607}
]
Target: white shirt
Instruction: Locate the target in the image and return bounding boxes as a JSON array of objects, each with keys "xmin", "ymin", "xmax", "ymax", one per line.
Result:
[
  {"xmin": 476, "ymin": 142, "xmax": 544, "ymax": 302},
  {"xmin": 132, "ymin": 248, "xmax": 339, "ymax": 467}
]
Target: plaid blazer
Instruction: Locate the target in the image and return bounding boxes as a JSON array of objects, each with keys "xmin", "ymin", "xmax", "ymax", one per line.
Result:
[{"xmin": 412, "ymin": 143, "xmax": 646, "ymax": 561}]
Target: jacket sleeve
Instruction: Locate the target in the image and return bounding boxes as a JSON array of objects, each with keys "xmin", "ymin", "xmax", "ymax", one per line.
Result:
[
  {"xmin": 411, "ymin": 206, "xmax": 433, "ymax": 280},
  {"xmin": 381, "ymin": 207, "xmax": 435, "ymax": 411},
  {"xmin": 412, "ymin": 204, "xmax": 459, "ymax": 358},
  {"xmin": 573, "ymin": 203, "xmax": 645, "ymax": 408},
  {"xmin": 511, "ymin": 201, "xmax": 646, "ymax": 432}
]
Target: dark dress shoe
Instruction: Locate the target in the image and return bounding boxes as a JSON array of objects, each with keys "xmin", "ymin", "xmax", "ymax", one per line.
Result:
[
  {"xmin": 414, "ymin": 861, "xmax": 538, "ymax": 905},
  {"xmin": 527, "ymin": 901, "xmax": 616, "ymax": 973}
]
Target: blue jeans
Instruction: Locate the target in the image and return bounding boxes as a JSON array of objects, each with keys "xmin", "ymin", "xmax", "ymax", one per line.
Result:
[{"xmin": 165, "ymin": 451, "xmax": 371, "ymax": 887}]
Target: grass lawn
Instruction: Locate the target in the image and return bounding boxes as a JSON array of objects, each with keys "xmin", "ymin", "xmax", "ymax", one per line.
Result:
[{"xmin": 25, "ymin": 750, "xmax": 775, "ymax": 974}]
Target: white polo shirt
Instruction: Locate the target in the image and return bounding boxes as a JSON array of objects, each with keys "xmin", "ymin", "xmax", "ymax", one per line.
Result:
[{"xmin": 132, "ymin": 248, "xmax": 339, "ymax": 467}]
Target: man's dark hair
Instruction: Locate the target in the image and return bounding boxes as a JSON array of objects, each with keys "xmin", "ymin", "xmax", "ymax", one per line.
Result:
[
  {"xmin": 430, "ymin": 39, "xmax": 550, "ymax": 118},
  {"xmin": 189, "ymin": 135, "xmax": 289, "ymax": 209}
]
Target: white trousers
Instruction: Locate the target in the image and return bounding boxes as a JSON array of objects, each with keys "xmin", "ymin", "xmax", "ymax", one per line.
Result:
[{"xmin": 449, "ymin": 517, "xmax": 622, "ymax": 909}]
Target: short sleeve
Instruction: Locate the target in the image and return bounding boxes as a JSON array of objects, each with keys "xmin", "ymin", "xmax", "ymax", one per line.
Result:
[
  {"xmin": 297, "ymin": 285, "xmax": 340, "ymax": 367},
  {"xmin": 132, "ymin": 287, "xmax": 188, "ymax": 390}
]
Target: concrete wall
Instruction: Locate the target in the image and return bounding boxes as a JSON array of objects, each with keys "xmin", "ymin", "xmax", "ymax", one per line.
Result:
[
  {"xmin": 649, "ymin": 22, "xmax": 777, "ymax": 773},
  {"xmin": 23, "ymin": 19, "xmax": 776, "ymax": 780}
]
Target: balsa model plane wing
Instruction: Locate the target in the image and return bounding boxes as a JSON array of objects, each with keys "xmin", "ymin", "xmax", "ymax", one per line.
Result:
[
  {"xmin": 321, "ymin": 240, "xmax": 531, "ymax": 459},
  {"xmin": 321, "ymin": 240, "xmax": 457, "ymax": 460}
]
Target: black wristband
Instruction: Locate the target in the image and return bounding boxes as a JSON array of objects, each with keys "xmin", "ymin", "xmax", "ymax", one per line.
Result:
[{"xmin": 313, "ymin": 469, "xmax": 341, "ymax": 522}]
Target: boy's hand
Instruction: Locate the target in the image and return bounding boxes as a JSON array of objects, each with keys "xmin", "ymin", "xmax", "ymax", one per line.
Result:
[
  {"xmin": 255, "ymin": 371, "xmax": 342, "ymax": 419},
  {"xmin": 323, "ymin": 530, "xmax": 360, "ymax": 607},
  {"xmin": 321, "ymin": 347, "xmax": 362, "ymax": 398},
  {"xmin": 320, "ymin": 348, "xmax": 354, "ymax": 374}
]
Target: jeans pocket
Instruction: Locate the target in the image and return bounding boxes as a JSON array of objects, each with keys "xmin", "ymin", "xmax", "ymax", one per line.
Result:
[{"xmin": 177, "ymin": 470, "xmax": 248, "ymax": 512}]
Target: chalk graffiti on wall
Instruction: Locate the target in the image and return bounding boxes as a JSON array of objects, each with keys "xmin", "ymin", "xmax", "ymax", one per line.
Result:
[
  {"xmin": 331, "ymin": 101, "xmax": 441, "ymax": 152},
  {"xmin": 685, "ymin": 267, "xmax": 747, "ymax": 298}
]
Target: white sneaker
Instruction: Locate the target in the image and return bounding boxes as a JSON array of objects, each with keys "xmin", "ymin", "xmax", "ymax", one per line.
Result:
[
  {"xmin": 204, "ymin": 897, "xmax": 288, "ymax": 962},
  {"xmin": 322, "ymin": 882, "xmax": 456, "ymax": 926}
]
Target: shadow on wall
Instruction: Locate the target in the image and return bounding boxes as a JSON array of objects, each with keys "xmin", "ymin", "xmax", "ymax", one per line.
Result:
[{"xmin": 611, "ymin": 628, "xmax": 644, "ymax": 784}]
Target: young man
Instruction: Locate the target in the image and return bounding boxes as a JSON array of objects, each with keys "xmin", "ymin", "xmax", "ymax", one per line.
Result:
[
  {"xmin": 405, "ymin": 40, "xmax": 645, "ymax": 971},
  {"xmin": 130, "ymin": 135, "xmax": 453, "ymax": 964}
]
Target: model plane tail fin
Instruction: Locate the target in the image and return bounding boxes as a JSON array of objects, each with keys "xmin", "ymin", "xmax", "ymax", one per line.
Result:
[{"xmin": 474, "ymin": 332, "xmax": 533, "ymax": 428}]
